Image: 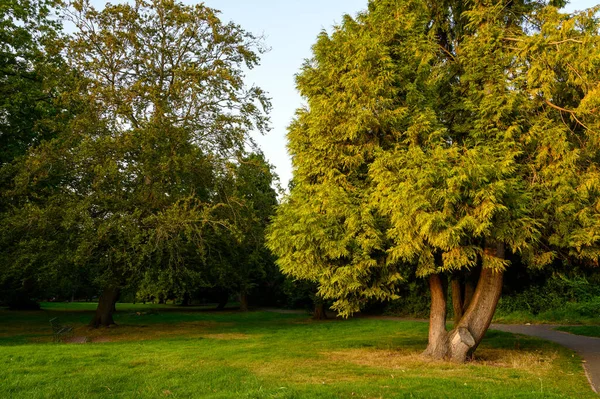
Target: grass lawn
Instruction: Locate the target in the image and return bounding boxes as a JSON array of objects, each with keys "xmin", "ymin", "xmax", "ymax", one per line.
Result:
[
  {"xmin": 0, "ymin": 303, "xmax": 595, "ymax": 398},
  {"xmin": 555, "ymin": 325, "xmax": 600, "ymax": 338},
  {"xmin": 493, "ymin": 299, "xmax": 600, "ymax": 326}
]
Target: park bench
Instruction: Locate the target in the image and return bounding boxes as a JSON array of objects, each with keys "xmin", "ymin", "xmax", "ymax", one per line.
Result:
[{"xmin": 49, "ymin": 318, "xmax": 73, "ymax": 342}]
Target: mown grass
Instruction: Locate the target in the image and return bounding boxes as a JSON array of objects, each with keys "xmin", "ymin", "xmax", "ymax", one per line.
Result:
[
  {"xmin": 494, "ymin": 299, "xmax": 600, "ymax": 325},
  {"xmin": 0, "ymin": 303, "xmax": 595, "ymax": 398},
  {"xmin": 555, "ymin": 325, "xmax": 600, "ymax": 338}
]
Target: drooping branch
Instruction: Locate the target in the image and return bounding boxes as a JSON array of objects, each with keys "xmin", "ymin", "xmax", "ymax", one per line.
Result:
[{"xmin": 544, "ymin": 99, "xmax": 594, "ymax": 133}]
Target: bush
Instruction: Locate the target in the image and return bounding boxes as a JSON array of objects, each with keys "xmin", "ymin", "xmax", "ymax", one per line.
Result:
[
  {"xmin": 497, "ymin": 274, "xmax": 600, "ymax": 316},
  {"xmin": 383, "ymin": 280, "xmax": 430, "ymax": 318}
]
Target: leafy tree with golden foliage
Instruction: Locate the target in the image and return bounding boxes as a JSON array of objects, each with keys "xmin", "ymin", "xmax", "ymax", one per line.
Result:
[{"xmin": 268, "ymin": 0, "xmax": 600, "ymax": 362}]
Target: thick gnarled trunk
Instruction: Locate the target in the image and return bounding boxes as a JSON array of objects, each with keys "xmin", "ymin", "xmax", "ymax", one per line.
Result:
[
  {"xmin": 423, "ymin": 244, "xmax": 505, "ymax": 362},
  {"xmin": 447, "ymin": 266, "xmax": 503, "ymax": 362},
  {"xmin": 89, "ymin": 287, "xmax": 120, "ymax": 328}
]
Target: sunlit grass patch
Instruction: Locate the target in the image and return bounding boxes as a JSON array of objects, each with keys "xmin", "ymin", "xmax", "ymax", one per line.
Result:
[
  {"xmin": 325, "ymin": 346, "xmax": 559, "ymax": 374},
  {"xmin": 0, "ymin": 305, "xmax": 596, "ymax": 398}
]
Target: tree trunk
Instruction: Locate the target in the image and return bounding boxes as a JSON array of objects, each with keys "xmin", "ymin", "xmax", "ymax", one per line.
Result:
[
  {"xmin": 423, "ymin": 244, "xmax": 505, "ymax": 363},
  {"xmin": 89, "ymin": 287, "xmax": 120, "ymax": 328},
  {"xmin": 463, "ymin": 278, "xmax": 475, "ymax": 314},
  {"xmin": 216, "ymin": 291, "xmax": 228, "ymax": 310},
  {"xmin": 451, "ymin": 277, "xmax": 463, "ymax": 325},
  {"xmin": 448, "ymin": 266, "xmax": 503, "ymax": 362},
  {"xmin": 313, "ymin": 301, "xmax": 328, "ymax": 320},
  {"xmin": 111, "ymin": 289, "xmax": 120, "ymax": 313},
  {"xmin": 180, "ymin": 292, "xmax": 191, "ymax": 306},
  {"xmin": 239, "ymin": 291, "xmax": 248, "ymax": 312},
  {"xmin": 422, "ymin": 274, "xmax": 449, "ymax": 359}
]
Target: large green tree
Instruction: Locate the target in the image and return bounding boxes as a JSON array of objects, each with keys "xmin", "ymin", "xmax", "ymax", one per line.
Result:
[
  {"xmin": 268, "ymin": 0, "xmax": 600, "ymax": 362},
  {"xmin": 0, "ymin": 0, "xmax": 77, "ymax": 309},
  {"xmin": 8, "ymin": 0, "xmax": 270, "ymax": 326}
]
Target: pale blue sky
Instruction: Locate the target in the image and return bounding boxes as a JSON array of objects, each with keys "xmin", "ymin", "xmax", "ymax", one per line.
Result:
[
  {"xmin": 89, "ymin": 1, "xmax": 598, "ymax": 186},
  {"xmin": 199, "ymin": 0, "xmax": 368, "ymax": 187}
]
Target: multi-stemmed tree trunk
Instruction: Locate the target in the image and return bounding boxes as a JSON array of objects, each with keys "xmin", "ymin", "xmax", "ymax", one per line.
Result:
[
  {"xmin": 423, "ymin": 244, "xmax": 505, "ymax": 362},
  {"xmin": 89, "ymin": 287, "xmax": 120, "ymax": 328},
  {"xmin": 451, "ymin": 272, "xmax": 477, "ymax": 324}
]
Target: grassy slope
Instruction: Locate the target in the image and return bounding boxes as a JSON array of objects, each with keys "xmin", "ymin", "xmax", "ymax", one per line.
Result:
[
  {"xmin": 494, "ymin": 299, "xmax": 600, "ymax": 325},
  {"xmin": 555, "ymin": 326, "xmax": 600, "ymax": 338},
  {"xmin": 0, "ymin": 303, "xmax": 595, "ymax": 399},
  {"xmin": 493, "ymin": 310, "xmax": 600, "ymax": 325}
]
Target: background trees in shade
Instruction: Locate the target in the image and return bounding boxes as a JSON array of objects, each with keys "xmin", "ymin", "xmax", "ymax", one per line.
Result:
[
  {"xmin": 0, "ymin": 0, "xmax": 274, "ymax": 324},
  {"xmin": 268, "ymin": 0, "xmax": 600, "ymax": 362},
  {"xmin": 135, "ymin": 152, "xmax": 280, "ymax": 311},
  {"xmin": 0, "ymin": 0, "xmax": 77, "ymax": 310}
]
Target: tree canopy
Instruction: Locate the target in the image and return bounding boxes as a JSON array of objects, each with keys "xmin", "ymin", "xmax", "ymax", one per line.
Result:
[
  {"xmin": 1, "ymin": 0, "xmax": 272, "ymax": 324},
  {"xmin": 267, "ymin": 0, "xmax": 600, "ymax": 361}
]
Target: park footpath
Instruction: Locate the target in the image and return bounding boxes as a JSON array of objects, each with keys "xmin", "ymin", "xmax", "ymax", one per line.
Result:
[{"xmin": 490, "ymin": 324, "xmax": 600, "ymax": 394}]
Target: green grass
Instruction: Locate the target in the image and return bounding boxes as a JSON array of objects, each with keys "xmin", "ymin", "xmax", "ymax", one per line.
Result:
[
  {"xmin": 0, "ymin": 303, "xmax": 595, "ymax": 398},
  {"xmin": 494, "ymin": 299, "xmax": 600, "ymax": 325},
  {"xmin": 555, "ymin": 325, "xmax": 600, "ymax": 338}
]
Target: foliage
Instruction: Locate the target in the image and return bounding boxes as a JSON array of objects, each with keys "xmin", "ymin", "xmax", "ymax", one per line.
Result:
[
  {"xmin": 383, "ymin": 279, "xmax": 431, "ymax": 318},
  {"xmin": 268, "ymin": 0, "xmax": 600, "ymax": 318},
  {"xmin": 0, "ymin": 0, "xmax": 76, "ymax": 308},
  {"xmin": 0, "ymin": 0, "xmax": 67, "ymax": 167},
  {"xmin": 556, "ymin": 326, "xmax": 600, "ymax": 337},
  {"xmin": 2, "ymin": 0, "xmax": 271, "ymax": 310},
  {"xmin": 498, "ymin": 274, "xmax": 600, "ymax": 316},
  {"xmin": 135, "ymin": 152, "xmax": 280, "ymax": 306}
]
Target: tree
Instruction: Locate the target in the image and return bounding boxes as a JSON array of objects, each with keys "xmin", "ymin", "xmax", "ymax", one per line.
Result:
[
  {"xmin": 0, "ymin": 0, "xmax": 77, "ymax": 309},
  {"xmin": 135, "ymin": 152, "xmax": 279, "ymax": 311},
  {"xmin": 10, "ymin": 0, "xmax": 270, "ymax": 326},
  {"xmin": 267, "ymin": 0, "xmax": 600, "ymax": 362},
  {"xmin": 230, "ymin": 154, "xmax": 279, "ymax": 310},
  {"xmin": 202, "ymin": 153, "xmax": 278, "ymax": 311},
  {"xmin": 0, "ymin": 0, "xmax": 67, "ymax": 168}
]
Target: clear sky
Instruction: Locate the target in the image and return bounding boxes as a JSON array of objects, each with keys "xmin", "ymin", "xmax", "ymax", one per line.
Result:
[
  {"xmin": 90, "ymin": 0, "xmax": 598, "ymax": 187},
  {"xmin": 199, "ymin": 0, "xmax": 368, "ymax": 187}
]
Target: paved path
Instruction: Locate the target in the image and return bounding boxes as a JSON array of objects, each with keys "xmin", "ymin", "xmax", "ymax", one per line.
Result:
[{"xmin": 491, "ymin": 324, "xmax": 600, "ymax": 394}]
